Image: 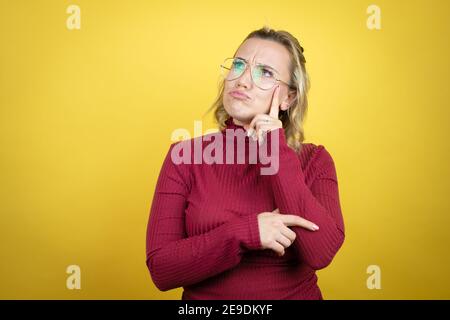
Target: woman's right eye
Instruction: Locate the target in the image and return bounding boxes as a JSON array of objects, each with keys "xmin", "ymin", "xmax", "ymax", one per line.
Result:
[
  {"xmin": 262, "ymin": 68, "xmax": 274, "ymax": 78},
  {"xmin": 233, "ymin": 60, "xmax": 245, "ymax": 68}
]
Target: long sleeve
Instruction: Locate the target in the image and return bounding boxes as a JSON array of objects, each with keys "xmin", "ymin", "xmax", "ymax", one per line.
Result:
[
  {"xmin": 145, "ymin": 143, "xmax": 262, "ymax": 292},
  {"xmin": 262, "ymin": 129, "xmax": 345, "ymax": 270}
]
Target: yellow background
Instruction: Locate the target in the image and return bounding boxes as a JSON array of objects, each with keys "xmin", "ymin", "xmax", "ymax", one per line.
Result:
[{"xmin": 1, "ymin": 0, "xmax": 449, "ymax": 299}]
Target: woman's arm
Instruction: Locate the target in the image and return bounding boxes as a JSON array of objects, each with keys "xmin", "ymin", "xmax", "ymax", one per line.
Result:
[
  {"xmin": 263, "ymin": 129, "xmax": 345, "ymax": 270},
  {"xmin": 146, "ymin": 143, "xmax": 261, "ymax": 291}
]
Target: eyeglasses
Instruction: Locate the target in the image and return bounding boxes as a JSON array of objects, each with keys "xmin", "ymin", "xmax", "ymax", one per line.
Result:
[{"xmin": 220, "ymin": 57, "xmax": 293, "ymax": 90}]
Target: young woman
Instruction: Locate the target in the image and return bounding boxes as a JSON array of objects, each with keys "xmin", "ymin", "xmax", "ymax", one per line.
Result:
[{"xmin": 146, "ymin": 26, "xmax": 345, "ymax": 300}]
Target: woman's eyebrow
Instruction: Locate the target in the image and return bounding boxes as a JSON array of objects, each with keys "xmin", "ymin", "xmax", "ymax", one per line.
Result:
[{"xmin": 235, "ymin": 56, "xmax": 280, "ymax": 74}]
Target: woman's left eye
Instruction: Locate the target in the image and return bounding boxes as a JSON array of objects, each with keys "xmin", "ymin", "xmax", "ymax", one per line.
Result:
[{"xmin": 262, "ymin": 68, "xmax": 273, "ymax": 77}]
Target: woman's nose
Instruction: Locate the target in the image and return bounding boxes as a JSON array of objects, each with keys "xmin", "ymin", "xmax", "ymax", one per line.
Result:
[{"xmin": 236, "ymin": 64, "xmax": 253, "ymax": 88}]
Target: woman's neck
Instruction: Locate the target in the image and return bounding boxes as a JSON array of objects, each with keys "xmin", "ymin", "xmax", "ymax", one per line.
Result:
[{"xmin": 232, "ymin": 118, "xmax": 249, "ymax": 128}]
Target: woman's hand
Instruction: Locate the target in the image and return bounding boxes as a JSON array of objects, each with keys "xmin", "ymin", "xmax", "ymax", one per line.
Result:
[
  {"xmin": 244, "ymin": 84, "xmax": 283, "ymax": 146},
  {"xmin": 257, "ymin": 208, "xmax": 319, "ymax": 256}
]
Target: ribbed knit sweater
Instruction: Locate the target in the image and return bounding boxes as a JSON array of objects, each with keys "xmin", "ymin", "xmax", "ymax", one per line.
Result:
[{"xmin": 146, "ymin": 117, "xmax": 345, "ymax": 300}]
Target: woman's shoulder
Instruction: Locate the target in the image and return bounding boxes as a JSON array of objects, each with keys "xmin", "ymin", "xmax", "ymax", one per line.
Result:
[{"xmin": 300, "ymin": 142, "xmax": 336, "ymax": 170}]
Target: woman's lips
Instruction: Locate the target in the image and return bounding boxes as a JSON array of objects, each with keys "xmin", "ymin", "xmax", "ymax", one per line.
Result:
[{"xmin": 229, "ymin": 91, "xmax": 250, "ymax": 100}]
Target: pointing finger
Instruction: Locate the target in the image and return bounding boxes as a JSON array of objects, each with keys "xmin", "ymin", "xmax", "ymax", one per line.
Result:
[
  {"xmin": 279, "ymin": 214, "xmax": 319, "ymax": 231},
  {"xmin": 269, "ymin": 85, "xmax": 280, "ymax": 118}
]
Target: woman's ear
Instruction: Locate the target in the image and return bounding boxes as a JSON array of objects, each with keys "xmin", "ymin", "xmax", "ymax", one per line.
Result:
[{"xmin": 280, "ymin": 89, "xmax": 297, "ymax": 111}]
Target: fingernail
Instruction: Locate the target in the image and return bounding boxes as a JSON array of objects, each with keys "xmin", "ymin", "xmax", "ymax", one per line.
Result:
[{"xmin": 312, "ymin": 224, "xmax": 319, "ymax": 230}]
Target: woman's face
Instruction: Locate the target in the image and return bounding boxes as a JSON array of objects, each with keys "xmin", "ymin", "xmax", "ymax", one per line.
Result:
[{"xmin": 223, "ymin": 38, "xmax": 296, "ymax": 125}]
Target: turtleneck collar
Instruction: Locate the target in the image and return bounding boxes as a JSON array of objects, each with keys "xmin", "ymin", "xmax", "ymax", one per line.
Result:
[{"xmin": 224, "ymin": 117, "xmax": 246, "ymax": 131}]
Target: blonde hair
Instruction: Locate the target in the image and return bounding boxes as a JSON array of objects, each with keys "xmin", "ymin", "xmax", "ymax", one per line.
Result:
[{"xmin": 204, "ymin": 25, "xmax": 311, "ymax": 153}]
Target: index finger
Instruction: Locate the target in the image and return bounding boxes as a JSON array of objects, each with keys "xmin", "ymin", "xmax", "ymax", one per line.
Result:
[
  {"xmin": 269, "ymin": 84, "xmax": 280, "ymax": 118},
  {"xmin": 279, "ymin": 214, "xmax": 319, "ymax": 231}
]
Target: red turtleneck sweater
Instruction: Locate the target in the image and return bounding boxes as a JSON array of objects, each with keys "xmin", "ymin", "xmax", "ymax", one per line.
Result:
[{"xmin": 146, "ymin": 117, "xmax": 345, "ymax": 300}]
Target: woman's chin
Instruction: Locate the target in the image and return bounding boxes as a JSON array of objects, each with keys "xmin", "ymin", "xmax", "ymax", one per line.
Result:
[{"xmin": 226, "ymin": 102, "xmax": 251, "ymax": 116}]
